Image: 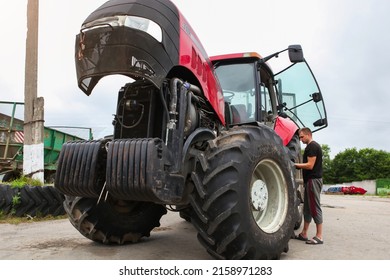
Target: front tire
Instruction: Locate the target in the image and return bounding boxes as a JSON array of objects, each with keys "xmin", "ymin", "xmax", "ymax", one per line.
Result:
[
  {"xmin": 190, "ymin": 125, "xmax": 295, "ymax": 259},
  {"xmin": 64, "ymin": 196, "xmax": 167, "ymax": 244}
]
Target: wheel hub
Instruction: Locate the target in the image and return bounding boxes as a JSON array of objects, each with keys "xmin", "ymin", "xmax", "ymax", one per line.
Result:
[
  {"xmin": 251, "ymin": 159, "xmax": 288, "ymax": 233},
  {"xmin": 251, "ymin": 179, "xmax": 268, "ymax": 211}
]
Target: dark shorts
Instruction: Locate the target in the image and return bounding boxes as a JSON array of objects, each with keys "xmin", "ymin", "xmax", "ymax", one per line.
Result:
[{"xmin": 303, "ymin": 178, "xmax": 323, "ymax": 224}]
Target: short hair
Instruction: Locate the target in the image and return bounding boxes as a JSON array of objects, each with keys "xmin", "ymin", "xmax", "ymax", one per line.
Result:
[{"xmin": 299, "ymin": 127, "xmax": 312, "ymax": 136}]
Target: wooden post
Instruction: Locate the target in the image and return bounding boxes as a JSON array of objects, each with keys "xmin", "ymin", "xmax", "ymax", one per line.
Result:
[{"xmin": 24, "ymin": 0, "xmax": 44, "ymax": 182}]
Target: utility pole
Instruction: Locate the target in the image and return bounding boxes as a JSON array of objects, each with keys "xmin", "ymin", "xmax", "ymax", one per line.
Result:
[{"xmin": 24, "ymin": 0, "xmax": 44, "ymax": 182}]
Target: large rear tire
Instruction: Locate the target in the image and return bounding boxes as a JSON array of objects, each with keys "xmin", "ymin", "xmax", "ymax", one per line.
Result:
[
  {"xmin": 190, "ymin": 125, "xmax": 295, "ymax": 259},
  {"xmin": 64, "ymin": 196, "xmax": 167, "ymax": 244},
  {"xmin": 287, "ymin": 134, "xmax": 304, "ymax": 230}
]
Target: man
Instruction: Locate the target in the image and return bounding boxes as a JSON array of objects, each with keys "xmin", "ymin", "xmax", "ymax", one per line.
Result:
[{"xmin": 294, "ymin": 127, "xmax": 324, "ymax": 245}]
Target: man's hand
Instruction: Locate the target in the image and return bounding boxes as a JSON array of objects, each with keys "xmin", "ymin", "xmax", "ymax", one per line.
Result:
[{"xmin": 295, "ymin": 156, "xmax": 316, "ymax": 170}]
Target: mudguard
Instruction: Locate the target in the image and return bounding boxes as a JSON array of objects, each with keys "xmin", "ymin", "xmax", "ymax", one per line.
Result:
[{"xmin": 274, "ymin": 116, "xmax": 299, "ymax": 146}]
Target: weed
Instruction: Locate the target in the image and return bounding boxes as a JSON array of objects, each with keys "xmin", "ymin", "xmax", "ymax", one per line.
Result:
[
  {"xmin": 0, "ymin": 214, "xmax": 67, "ymax": 224},
  {"xmin": 12, "ymin": 193, "xmax": 20, "ymax": 206},
  {"xmin": 10, "ymin": 176, "xmax": 43, "ymax": 188}
]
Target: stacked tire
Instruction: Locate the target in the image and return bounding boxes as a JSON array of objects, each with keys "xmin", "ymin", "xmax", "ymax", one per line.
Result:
[
  {"xmin": 0, "ymin": 184, "xmax": 18, "ymax": 215},
  {"xmin": 0, "ymin": 184, "xmax": 65, "ymax": 217}
]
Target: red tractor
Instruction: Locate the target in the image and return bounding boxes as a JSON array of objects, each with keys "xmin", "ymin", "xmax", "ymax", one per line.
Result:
[{"xmin": 55, "ymin": 0, "xmax": 327, "ymax": 259}]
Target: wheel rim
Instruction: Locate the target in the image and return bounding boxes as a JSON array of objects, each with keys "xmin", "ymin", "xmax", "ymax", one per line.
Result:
[{"xmin": 250, "ymin": 159, "xmax": 288, "ymax": 233}]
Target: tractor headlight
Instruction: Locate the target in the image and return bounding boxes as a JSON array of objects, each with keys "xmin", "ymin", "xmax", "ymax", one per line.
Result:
[{"xmin": 82, "ymin": 15, "xmax": 162, "ymax": 42}]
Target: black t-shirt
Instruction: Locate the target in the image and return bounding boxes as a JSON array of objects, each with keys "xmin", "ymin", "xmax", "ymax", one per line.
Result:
[{"xmin": 303, "ymin": 140, "xmax": 323, "ymax": 181}]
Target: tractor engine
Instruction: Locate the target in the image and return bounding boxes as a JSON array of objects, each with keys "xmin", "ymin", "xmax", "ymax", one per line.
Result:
[
  {"xmin": 55, "ymin": 77, "xmax": 216, "ymax": 206},
  {"xmin": 113, "ymin": 80, "xmax": 205, "ymax": 140}
]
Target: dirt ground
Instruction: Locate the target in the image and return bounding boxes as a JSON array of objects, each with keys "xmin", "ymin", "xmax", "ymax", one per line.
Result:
[{"xmin": 0, "ymin": 194, "xmax": 389, "ymax": 260}]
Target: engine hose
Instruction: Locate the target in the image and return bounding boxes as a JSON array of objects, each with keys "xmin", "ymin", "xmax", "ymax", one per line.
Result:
[
  {"xmin": 183, "ymin": 82, "xmax": 201, "ymax": 94},
  {"xmin": 169, "ymin": 78, "xmax": 181, "ymax": 114}
]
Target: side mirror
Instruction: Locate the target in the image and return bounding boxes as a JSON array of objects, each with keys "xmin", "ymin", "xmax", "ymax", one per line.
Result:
[
  {"xmin": 312, "ymin": 92, "xmax": 323, "ymax": 103},
  {"xmin": 288, "ymin": 45, "xmax": 304, "ymax": 63},
  {"xmin": 313, "ymin": 118, "xmax": 327, "ymax": 127}
]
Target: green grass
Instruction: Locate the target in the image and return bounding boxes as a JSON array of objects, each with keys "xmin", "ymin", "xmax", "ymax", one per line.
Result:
[
  {"xmin": 377, "ymin": 188, "xmax": 390, "ymax": 196},
  {"xmin": 9, "ymin": 175, "xmax": 43, "ymax": 188},
  {"xmin": 0, "ymin": 211, "xmax": 67, "ymax": 224}
]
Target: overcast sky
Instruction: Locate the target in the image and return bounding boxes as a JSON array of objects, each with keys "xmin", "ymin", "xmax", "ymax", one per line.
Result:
[{"xmin": 0, "ymin": 0, "xmax": 389, "ymax": 158}]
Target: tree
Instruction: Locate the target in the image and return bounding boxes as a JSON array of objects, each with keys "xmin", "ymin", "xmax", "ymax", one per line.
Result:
[
  {"xmin": 322, "ymin": 144, "xmax": 335, "ymax": 184},
  {"xmin": 330, "ymin": 148, "xmax": 390, "ymax": 183},
  {"xmin": 354, "ymin": 148, "xmax": 390, "ymax": 180},
  {"xmin": 331, "ymin": 148, "xmax": 359, "ymax": 183}
]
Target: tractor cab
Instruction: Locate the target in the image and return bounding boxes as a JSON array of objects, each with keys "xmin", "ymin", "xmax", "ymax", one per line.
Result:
[{"xmin": 211, "ymin": 45, "xmax": 327, "ymax": 135}]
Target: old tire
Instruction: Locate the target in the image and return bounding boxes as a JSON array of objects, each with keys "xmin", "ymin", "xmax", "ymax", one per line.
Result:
[
  {"xmin": 190, "ymin": 125, "xmax": 295, "ymax": 259},
  {"xmin": 64, "ymin": 196, "xmax": 167, "ymax": 244},
  {"xmin": 15, "ymin": 186, "xmax": 43, "ymax": 217},
  {"xmin": 2, "ymin": 171, "xmax": 21, "ymax": 182},
  {"xmin": 38, "ymin": 186, "xmax": 65, "ymax": 216},
  {"xmin": 0, "ymin": 184, "xmax": 18, "ymax": 214}
]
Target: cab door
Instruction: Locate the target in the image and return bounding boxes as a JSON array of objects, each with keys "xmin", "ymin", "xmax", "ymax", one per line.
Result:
[{"xmin": 274, "ymin": 61, "xmax": 327, "ymax": 132}]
